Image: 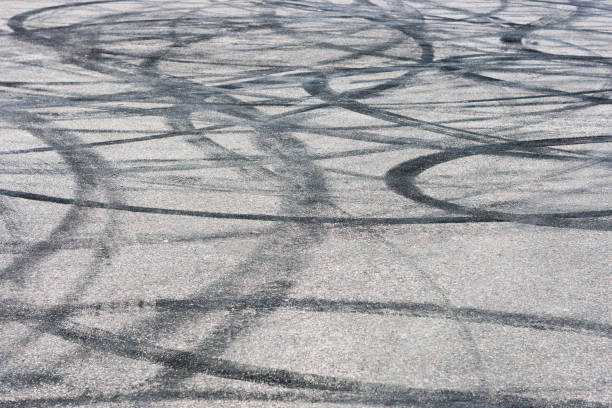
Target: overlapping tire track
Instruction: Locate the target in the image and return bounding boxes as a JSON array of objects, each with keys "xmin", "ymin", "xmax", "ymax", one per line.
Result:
[{"xmin": 1, "ymin": 0, "xmax": 610, "ymax": 406}]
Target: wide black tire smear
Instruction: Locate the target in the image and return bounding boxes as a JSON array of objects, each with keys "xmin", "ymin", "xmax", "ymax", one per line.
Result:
[{"xmin": 0, "ymin": 0, "xmax": 610, "ymax": 407}]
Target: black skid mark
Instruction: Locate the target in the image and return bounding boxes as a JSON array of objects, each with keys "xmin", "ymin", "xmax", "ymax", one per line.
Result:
[
  {"xmin": 1, "ymin": 312, "xmax": 607, "ymax": 408},
  {"xmin": 3, "ymin": 296, "xmax": 609, "ymax": 339},
  {"xmin": 1, "ymin": 0, "xmax": 610, "ymax": 405},
  {"xmin": 0, "ymin": 112, "xmax": 118, "ymax": 283},
  {"xmin": 385, "ymin": 135, "xmax": 612, "ymax": 229},
  {"xmin": 0, "ymin": 186, "xmax": 505, "ymax": 225}
]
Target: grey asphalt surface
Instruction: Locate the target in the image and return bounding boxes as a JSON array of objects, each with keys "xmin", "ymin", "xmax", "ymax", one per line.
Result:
[{"xmin": 0, "ymin": 0, "xmax": 610, "ymax": 407}]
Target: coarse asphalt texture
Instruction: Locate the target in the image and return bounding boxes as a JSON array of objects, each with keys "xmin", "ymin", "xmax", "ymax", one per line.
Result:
[{"xmin": 0, "ymin": 0, "xmax": 610, "ymax": 407}]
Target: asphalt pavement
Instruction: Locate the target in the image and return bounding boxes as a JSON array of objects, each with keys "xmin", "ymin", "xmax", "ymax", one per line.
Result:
[{"xmin": 0, "ymin": 0, "xmax": 610, "ymax": 406}]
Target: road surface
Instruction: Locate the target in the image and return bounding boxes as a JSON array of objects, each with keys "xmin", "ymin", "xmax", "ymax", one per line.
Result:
[{"xmin": 0, "ymin": 0, "xmax": 610, "ymax": 406}]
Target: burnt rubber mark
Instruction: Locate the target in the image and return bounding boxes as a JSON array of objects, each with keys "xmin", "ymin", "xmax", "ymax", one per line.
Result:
[
  {"xmin": 2, "ymin": 160, "xmax": 610, "ymax": 226},
  {"xmin": 0, "ymin": 111, "xmax": 121, "ymax": 283},
  {"xmin": 5, "ymin": 185, "xmax": 612, "ymax": 225},
  {"xmin": 0, "ymin": 307, "xmax": 607, "ymax": 408},
  {"xmin": 0, "ymin": 126, "xmax": 227, "ymax": 156},
  {"xmin": 1, "ymin": 389, "xmax": 607, "ymax": 408},
  {"xmin": 2, "ymin": 0, "xmax": 610, "ymax": 405},
  {"xmin": 4, "ymin": 297, "xmax": 609, "ymax": 339},
  {"xmin": 0, "ymin": 186, "xmax": 497, "ymax": 225},
  {"xmin": 385, "ymin": 135, "xmax": 612, "ymax": 229}
]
